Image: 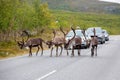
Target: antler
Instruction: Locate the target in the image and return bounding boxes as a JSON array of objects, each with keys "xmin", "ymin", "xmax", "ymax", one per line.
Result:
[
  {"xmin": 93, "ymin": 28, "xmax": 96, "ymax": 37},
  {"xmin": 21, "ymin": 30, "xmax": 30, "ymax": 42},
  {"xmin": 14, "ymin": 31, "xmax": 22, "ymax": 42},
  {"xmin": 52, "ymin": 29, "xmax": 56, "ymax": 40},
  {"xmin": 71, "ymin": 27, "xmax": 76, "ymax": 39},
  {"xmin": 60, "ymin": 27, "xmax": 66, "ymax": 37}
]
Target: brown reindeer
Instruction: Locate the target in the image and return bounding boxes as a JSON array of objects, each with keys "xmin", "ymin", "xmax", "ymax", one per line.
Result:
[
  {"xmin": 61, "ymin": 27, "xmax": 82, "ymax": 57},
  {"xmin": 16, "ymin": 30, "xmax": 45, "ymax": 56},
  {"xmin": 91, "ymin": 28, "xmax": 98, "ymax": 57},
  {"xmin": 46, "ymin": 29, "xmax": 66, "ymax": 57}
]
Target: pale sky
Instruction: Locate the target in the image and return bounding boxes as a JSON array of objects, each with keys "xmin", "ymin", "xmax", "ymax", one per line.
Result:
[{"xmin": 99, "ymin": 0, "xmax": 120, "ymax": 4}]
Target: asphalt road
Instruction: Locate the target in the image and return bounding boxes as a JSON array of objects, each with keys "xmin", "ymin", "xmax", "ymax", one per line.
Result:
[{"xmin": 0, "ymin": 35, "xmax": 120, "ymax": 80}]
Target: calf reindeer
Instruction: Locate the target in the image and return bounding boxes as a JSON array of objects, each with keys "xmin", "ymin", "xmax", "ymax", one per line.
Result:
[
  {"xmin": 16, "ymin": 30, "xmax": 45, "ymax": 56},
  {"xmin": 91, "ymin": 28, "xmax": 98, "ymax": 57},
  {"xmin": 46, "ymin": 29, "xmax": 65, "ymax": 57}
]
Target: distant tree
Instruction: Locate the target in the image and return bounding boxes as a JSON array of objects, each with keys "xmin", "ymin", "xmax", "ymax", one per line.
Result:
[
  {"xmin": 0, "ymin": 0, "xmax": 19, "ymax": 31},
  {"xmin": 32, "ymin": 0, "xmax": 53, "ymax": 28}
]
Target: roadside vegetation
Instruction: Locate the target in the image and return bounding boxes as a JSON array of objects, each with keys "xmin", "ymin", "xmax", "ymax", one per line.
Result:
[{"xmin": 0, "ymin": 0, "xmax": 120, "ymax": 59}]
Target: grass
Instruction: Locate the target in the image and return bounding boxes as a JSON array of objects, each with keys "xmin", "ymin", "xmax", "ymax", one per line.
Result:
[{"xmin": 52, "ymin": 10, "xmax": 120, "ymax": 34}]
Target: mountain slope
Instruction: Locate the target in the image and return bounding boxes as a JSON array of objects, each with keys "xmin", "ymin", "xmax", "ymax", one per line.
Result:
[{"xmin": 41, "ymin": 0, "xmax": 120, "ymax": 14}]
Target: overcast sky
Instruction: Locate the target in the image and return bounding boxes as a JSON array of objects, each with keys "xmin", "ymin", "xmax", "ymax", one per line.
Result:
[{"xmin": 99, "ymin": 0, "xmax": 120, "ymax": 4}]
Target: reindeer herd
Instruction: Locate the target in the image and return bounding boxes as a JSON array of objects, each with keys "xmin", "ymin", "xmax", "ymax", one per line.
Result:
[{"xmin": 16, "ymin": 27, "xmax": 98, "ymax": 57}]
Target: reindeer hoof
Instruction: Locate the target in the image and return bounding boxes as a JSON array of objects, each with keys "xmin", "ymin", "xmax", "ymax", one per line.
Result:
[
  {"xmin": 28, "ymin": 55, "xmax": 32, "ymax": 57},
  {"xmin": 67, "ymin": 53, "xmax": 69, "ymax": 56},
  {"xmin": 71, "ymin": 55, "xmax": 74, "ymax": 57},
  {"xmin": 71, "ymin": 54, "xmax": 74, "ymax": 57},
  {"xmin": 78, "ymin": 54, "xmax": 80, "ymax": 56},
  {"xmin": 91, "ymin": 55, "xmax": 94, "ymax": 57}
]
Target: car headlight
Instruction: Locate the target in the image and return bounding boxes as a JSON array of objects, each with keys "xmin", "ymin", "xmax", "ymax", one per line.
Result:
[{"xmin": 105, "ymin": 34, "xmax": 108, "ymax": 37}]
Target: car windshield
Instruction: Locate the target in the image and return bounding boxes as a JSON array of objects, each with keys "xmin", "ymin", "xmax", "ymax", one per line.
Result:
[
  {"xmin": 66, "ymin": 31, "xmax": 74, "ymax": 37},
  {"xmin": 66, "ymin": 30, "xmax": 84, "ymax": 37},
  {"xmin": 87, "ymin": 28, "xmax": 102, "ymax": 34},
  {"xmin": 75, "ymin": 30, "xmax": 84, "ymax": 37},
  {"xmin": 96, "ymin": 29, "xmax": 102, "ymax": 33},
  {"xmin": 103, "ymin": 30, "xmax": 108, "ymax": 34}
]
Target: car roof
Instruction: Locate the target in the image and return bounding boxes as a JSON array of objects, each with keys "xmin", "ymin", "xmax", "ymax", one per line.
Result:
[
  {"xmin": 66, "ymin": 29, "xmax": 84, "ymax": 37},
  {"xmin": 86, "ymin": 27, "xmax": 102, "ymax": 32},
  {"xmin": 68, "ymin": 29, "xmax": 83, "ymax": 32},
  {"xmin": 87, "ymin": 27, "xmax": 102, "ymax": 30}
]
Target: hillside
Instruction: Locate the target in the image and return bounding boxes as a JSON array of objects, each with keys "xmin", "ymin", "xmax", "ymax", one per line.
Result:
[{"xmin": 41, "ymin": 0, "xmax": 120, "ymax": 14}]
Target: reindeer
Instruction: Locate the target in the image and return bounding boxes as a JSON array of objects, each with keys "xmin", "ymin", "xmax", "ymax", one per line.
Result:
[
  {"xmin": 90, "ymin": 28, "xmax": 98, "ymax": 57},
  {"xmin": 46, "ymin": 29, "xmax": 66, "ymax": 57},
  {"xmin": 16, "ymin": 30, "xmax": 45, "ymax": 56},
  {"xmin": 61, "ymin": 27, "xmax": 82, "ymax": 57}
]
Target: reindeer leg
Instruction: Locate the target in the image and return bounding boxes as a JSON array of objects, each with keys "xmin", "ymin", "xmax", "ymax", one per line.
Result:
[
  {"xmin": 59, "ymin": 45, "xmax": 63, "ymax": 56},
  {"xmin": 93, "ymin": 46, "xmax": 95, "ymax": 56},
  {"xmin": 29, "ymin": 49, "xmax": 31, "ymax": 56},
  {"xmin": 40, "ymin": 44, "xmax": 43, "ymax": 56},
  {"xmin": 56, "ymin": 46, "xmax": 58, "ymax": 57},
  {"xmin": 78, "ymin": 45, "xmax": 81, "ymax": 56},
  {"xmin": 91, "ymin": 46, "xmax": 94, "ymax": 57},
  {"xmin": 29, "ymin": 47, "xmax": 32, "ymax": 56},
  {"xmin": 66, "ymin": 49, "xmax": 69, "ymax": 56},
  {"xmin": 50, "ymin": 47, "xmax": 53, "ymax": 57},
  {"xmin": 78, "ymin": 49, "xmax": 80, "ymax": 56},
  {"xmin": 95, "ymin": 46, "xmax": 97, "ymax": 56},
  {"xmin": 36, "ymin": 46, "xmax": 40, "ymax": 56},
  {"xmin": 71, "ymin": 46, "xmax": 74, "ymax": 57}
]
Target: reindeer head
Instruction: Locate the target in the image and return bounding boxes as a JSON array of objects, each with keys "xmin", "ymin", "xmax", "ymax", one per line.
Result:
[
  {"xmin": 64, "ymin": 39, "xmax": 71, "ymax": 49},
  {"xmin": 15, "ymin": 30, "xmax": 29, "ymax": 49},
  {"xmin": 46, "ymin": 40, "xmax": 53, "ymax": 48},
  {"xmin": 17, "ymin": 41, "xmax": 25, "ymax": 49}
]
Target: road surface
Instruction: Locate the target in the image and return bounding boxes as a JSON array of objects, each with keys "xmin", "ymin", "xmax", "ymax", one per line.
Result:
[{"xmin": 0, "ymin": 35, "xmax": 120, "ymax": 80}]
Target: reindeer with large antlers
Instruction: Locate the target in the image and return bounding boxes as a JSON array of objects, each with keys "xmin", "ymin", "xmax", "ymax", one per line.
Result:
[
  {"xmin": 16, "ymin": 30, "xmax": 45, "ymax": 56},
  {"xmin": 61, "ymin": 27, "xmax": 82, "ymax": 57},
  {"xmin": 91, "ymin": 28, "xmax": 98, "ymax": 57}
]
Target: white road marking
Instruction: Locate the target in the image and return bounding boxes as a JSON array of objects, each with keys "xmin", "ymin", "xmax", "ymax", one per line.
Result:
[{"xmin": 36, "ymin": 70, "xmax": 56, "ymax": 80}]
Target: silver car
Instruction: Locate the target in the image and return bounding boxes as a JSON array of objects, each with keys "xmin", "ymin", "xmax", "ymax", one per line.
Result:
[
  {"xmin": 102, "ymin": 29, "xmax": 109, "ymax": 41},
  {"xmin": 86, "ymin": 27, "xmax": 105, "ymax": 44}
]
